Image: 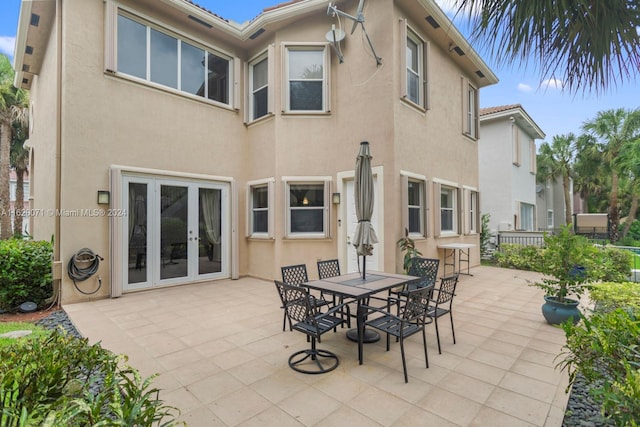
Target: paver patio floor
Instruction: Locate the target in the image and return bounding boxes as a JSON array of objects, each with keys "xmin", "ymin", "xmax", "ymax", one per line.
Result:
[{"xmin": 64, "ymin": 266, "xmax": 572, "ymax": 426}]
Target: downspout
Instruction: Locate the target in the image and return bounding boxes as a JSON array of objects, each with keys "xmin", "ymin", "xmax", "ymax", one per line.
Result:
[{"xmin": 53, "ymin": 0, "xmax": 63, "ymax": 305}]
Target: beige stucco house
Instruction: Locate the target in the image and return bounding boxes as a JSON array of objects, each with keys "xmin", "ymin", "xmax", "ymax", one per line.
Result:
[{"xmin": 13, "ymin": 0, "xmax": 497, "ymax": 304}]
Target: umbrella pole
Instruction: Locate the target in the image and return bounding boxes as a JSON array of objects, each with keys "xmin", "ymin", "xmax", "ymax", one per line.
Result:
[{"xmin": 362, "ymin": 255, "xmax": 366, "ymax": 280}]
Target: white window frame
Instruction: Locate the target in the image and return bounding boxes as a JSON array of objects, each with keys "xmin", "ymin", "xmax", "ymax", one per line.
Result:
[
  {"xmin": 464, "ymin": 187, "xmax": 479, "ymax": 235},
  {"xmin": 529, "ymin": 139, "xmax": 537, "ymax": 174},
  {"xmin": 283, "ymin": 177, "xmax": 331, "ymax": 238},
  {"xmin": 462, "ymin": 78, "xmax": 479, "ymax": 139},
  {"xmin": 108, "ymin": 7, "xmax": 237, "ymax": 109},
  {"xmin": 519, "ymin": 202, "xmax": 535, "ymax": 231},
  {"xmin": 247, "ymin": 178, "xmax": 274, "ymax": 238},
  {"xmin": 512, "ymin": 124, "xmax": 521, "ymax": 166},
  {"xmin": 282, "ymin": 43, "xmax": 331, "ymax": 114},
  {"xmin": 247, "ymin": 48, "xmax": 274, "ymax": 122},
  {"xmin": 399, "ymin": 19, "xmax": 430, "ymax": 111},
  {"xmin": 400, "ymin": 171, "xmax": 428, "ymax": 238},
  {"xmin": 434, "ymin": 179, "xmax": 460, "ymax": 236}
]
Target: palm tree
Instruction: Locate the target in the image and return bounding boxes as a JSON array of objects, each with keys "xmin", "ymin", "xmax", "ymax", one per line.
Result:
[
  {"xmin": 453, "ymin": 0, "xmax": 640, "ymax": 93},
  {"xmin": 11, "ymin": 119, "xmax": 29, "ymax": 237},
  {"xmin": 582, "ymin": 108, "xmax": 640, "ymax": 243},
  {"xmin": 617, "ymin": 137, "xmax": 640, "ymax": 240},
  {"xmin": 573, "ymin": 134, "xmax": 607, "ymax": 214},
  {"xmin": 537, "ymin": 134, "xmax": 577, "ymax": 226},
  {"xmin": 0, "ymin": 54, "xmax": 29, "ymax": 239}
]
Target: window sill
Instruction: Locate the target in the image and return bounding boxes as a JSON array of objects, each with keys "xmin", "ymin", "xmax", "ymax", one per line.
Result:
[
  {"xmin": 462, "ymin": 132, "xmax": 478, "ymax": 142},
  {"xmin": 247, "ymin": 234, "xmax": 274, "ymax": 241},
  {"xmin": 283, "ymin": 235, "xmax": 332, "ymax": 241},
  {"xmin": 437, "ymin": 232, "xmax": 460, "ymax": 239},
  {"xmin": 400, "ymin": 97, "xmax": 427, "ymax": 114},
  {"xmin": 246, "ymin": 113, "xmax": 275, "ymax": 127},
  {"xmin": 105, "ymin": 71, "xmax": 236, "ymax": 112},
  {"xmin": 281, "ymin": 111, "xmax": 331, "ymax": 117}
]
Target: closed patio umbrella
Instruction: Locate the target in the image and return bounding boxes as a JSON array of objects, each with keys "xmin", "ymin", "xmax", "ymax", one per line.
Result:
[{"xmin": 353, "ymin": 141, "xmax": 378, "ymax": 280}]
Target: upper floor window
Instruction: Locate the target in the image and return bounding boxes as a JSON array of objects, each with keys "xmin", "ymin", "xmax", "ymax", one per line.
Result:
[
  {"xmin": 115, "ymin": 13, "xmax": 232, "ymax": 106},
  {"xmin": 400, "ymin": 20, "xmax": 429, "ymax": 110},
  {"xmin": 284, "ymin": 45, "xmax": 329, "ymax": 113},
  {"xmin": 462, "ymin": 78, "xmax": 478, "ymax": 139},
  {"xmin": 406, "ymin": 31, "xmax": 422, "ymax": 105},
  {"xmin": 249, "ymin": 54, "xmax": 268, "ymax": 121},
  {"xmin": 284, "ymin": 178, "xmax": 330, "ymax": 237}
]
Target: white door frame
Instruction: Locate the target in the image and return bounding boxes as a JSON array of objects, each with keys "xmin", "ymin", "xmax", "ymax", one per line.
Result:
[
  {"xmin": 110, "ymin": 166, "xmax": 236, "ymax": 297},
  {"xmin": 337, "ymin": 166, "xmax": 384, "ymax": 273}
]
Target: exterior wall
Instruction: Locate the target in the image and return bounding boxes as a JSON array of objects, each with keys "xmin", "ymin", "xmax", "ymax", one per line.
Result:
[
  {"xmin": 24, "ymin": 0, "xmax": 491, "ymax": 303},
  {"xmin": 27, "ymin": 12, "xmax": 59, "ymax": 244},
  {"xmin": 478, "ymin": 119, "xmax": 514, "ymax": 232}
]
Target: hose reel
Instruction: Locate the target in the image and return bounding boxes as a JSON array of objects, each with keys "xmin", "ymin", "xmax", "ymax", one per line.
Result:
[{"xmin": 67, "ymin": 248, "xmax": 104, "ymax": 295}]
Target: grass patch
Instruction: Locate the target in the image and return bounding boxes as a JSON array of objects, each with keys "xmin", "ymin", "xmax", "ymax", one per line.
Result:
[{"xmin": 0, "ymin": 322, "xmax": 49, "ymax": 347}]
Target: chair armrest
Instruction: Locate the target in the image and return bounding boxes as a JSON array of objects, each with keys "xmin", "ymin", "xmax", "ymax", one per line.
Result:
[
  {"xmin": 316, "ymin": 301, "xmax": 351, "ymax": 320},
  {"xmin": 360, "ymin": 304, "xmax": 404, "ymax": 322}
]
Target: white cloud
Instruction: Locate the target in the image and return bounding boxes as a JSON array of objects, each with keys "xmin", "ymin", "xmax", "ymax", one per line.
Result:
[
  {"xmin": 517, "ymin": 83, "xmax": 533, "ymax": 93},
  {"xmin": 0, "ymin": 36, "xmax": 15, "ymax": 57},
  {"xmin": 433, "ymin": 0, "xmax": 479, "ymax": 18},
  {"xmin": 540, "ymin": 78, "xmax": 564, "ymax": 90}
]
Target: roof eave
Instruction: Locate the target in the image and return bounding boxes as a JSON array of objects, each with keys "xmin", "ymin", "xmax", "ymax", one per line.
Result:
[
  {"xmin": 480, "ymin": 107, "xmax": 546, "ymax": 139},
  {"xmin": 416, "ymin": 0, "xmax": 498, "ymax": 88},
  {"xmin": 13, "ymin": 0, "xmax": 33, "ymax": 89}
]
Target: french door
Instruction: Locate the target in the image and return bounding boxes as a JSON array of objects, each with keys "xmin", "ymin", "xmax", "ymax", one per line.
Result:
[{"xmin": 123, "ymin": 175, "xmax": 229, "ymax": 291}]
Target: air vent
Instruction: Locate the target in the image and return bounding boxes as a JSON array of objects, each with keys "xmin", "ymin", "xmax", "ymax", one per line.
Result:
[
  {"xmin": 30, "ymin": 13, "xmax": 40, "ymax": 27},
  {"xmin": 188, "ymin": 15, "xmax": 212, "ymax": 29},
  {"xmin": 425, "ymin": 16, "xmax": 440, "ymax": 29},
  {"xmin": 249, "ymin": 28, "xmax": 265, "ymax": 40},
  {"xmin": 475, "ymin": 70, "xmax": 485, "ymax": 78},
  {"xmin": 25, "ymin": 45, "xmax": 33, "ymax": 55},
  {"xmin": 453, "ymin": 46, "xmax": 465, "ymax": 56}
]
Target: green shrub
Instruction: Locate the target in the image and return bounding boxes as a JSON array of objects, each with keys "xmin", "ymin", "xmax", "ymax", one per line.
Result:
[
  {"xmin": 0, "ymin": 328, "xmax": 182, "ymax": 426},
  {"xmin": 559, "ymin": 309, "xmax": 640, "ymax": 426},
  {"xmin": 0, "ymin": 239, "xmax": 53, "ymax": 312},
  {"xmin": 594, "ymin": 246, "xmax": 632, "ymax": 283},
  {"xmin": 494, "ymin": 243, "xmax": 543, "ymax": 271},
  {"xmin": 590, "ymin": 282, "xmax": 640, "ymax": 313}
]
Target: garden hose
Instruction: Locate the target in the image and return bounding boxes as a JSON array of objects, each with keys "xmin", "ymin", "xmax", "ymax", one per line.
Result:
[{"xmin": 68, "ymin": 248, "xmax": 104, "ymax": 295}]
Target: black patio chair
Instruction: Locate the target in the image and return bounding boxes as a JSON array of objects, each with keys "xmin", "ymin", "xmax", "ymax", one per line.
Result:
[
  {"xmin": 361, "ymin": 286, "xmax": 433, "ymax": 383},
  {"xmin": 427, "ymin": 273, "xmax": 460, "ymax": 354},
  {"xmin": 317, "ymin": 259, "xmax": 351, "ymax": 327},
  {"xmin": 389, "ymin": 257, "xmax": 439, "ymax": 315},
  {"xmin": 279, "ymin": 264, "xmax": 331, "ymax": 331},
  {"xmin": 274, "ymin": 280, "xmax": 348, "ymax": 374}
]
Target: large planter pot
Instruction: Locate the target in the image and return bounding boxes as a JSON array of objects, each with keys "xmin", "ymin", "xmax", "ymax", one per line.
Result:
[{"xmin": 541, "ymin": 295, "xmax": 581, "ymax": 325}]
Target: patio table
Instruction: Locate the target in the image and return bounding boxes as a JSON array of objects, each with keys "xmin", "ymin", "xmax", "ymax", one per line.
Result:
[
  {"xmin": 437, "ymin": 243, "xmax": 475, "ymax": 276},
  {"xmin": 304, "ymin": 271, "xmax": 418, "ymax": 365}
]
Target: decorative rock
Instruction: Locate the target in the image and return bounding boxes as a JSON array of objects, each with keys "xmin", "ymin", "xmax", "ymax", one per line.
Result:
[{"xmin": 0, "ymin": 330, "xmax": 33, "ymax": 339}]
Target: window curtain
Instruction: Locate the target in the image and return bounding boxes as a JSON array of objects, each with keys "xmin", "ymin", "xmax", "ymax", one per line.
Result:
[{"xmin": 201, "ymin": 189, "xmax": 221, "ymax": 245}]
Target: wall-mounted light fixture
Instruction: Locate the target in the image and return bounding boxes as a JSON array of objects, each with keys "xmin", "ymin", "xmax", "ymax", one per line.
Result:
[
  {"xmin": 332, "ymin": 193, "xmax": 341, "ymax": 204},
  {"xmin": 97, "ymin": 190, "xmax": 110, "ymax": 205}
]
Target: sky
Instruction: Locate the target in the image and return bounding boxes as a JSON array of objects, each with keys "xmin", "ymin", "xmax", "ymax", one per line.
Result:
[{"xmin": 0, "ymin": 0, "xmax": 637, "ymax": 143}]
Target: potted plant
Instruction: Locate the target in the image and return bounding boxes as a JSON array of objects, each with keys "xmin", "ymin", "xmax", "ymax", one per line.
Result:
[
  {"xmin": 397, "ymin": 228, "xmax": 422, "ymax": 274},
  {"xmin": 530, "ymin": 226, "xmax": 601, "ymax": 325}
]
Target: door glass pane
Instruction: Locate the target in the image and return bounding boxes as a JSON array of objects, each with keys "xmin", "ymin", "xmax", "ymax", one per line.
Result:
[
  {"xmin": 198, "ymin": 188, "xmax": 222, "ymax": 275},
  {"xmin": 150, "ymin": 29, "xmax": 178, "ymax": 88},
  {"xmin": 128, "ymin": 183, "xmax": 147, "ymax": 284},
  {"xmin": 117, "ymin": 15, "xmax": 147, "ymax": 79},
  {"xmin": 160, "ymin": 185, "xmax": 188, "ymax": 279}
]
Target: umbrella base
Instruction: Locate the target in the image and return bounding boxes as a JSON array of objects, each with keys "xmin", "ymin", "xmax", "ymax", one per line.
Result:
[{"xmin": 346, "ymin": 328, "xmax": 380, "ymax": 343}]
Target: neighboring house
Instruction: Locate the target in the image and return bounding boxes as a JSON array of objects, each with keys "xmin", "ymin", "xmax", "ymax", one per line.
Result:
[
  {"xmin": 478, "ymin": 104, "xmax": 545, "ymax": 233},
  {"xmin": 13, "ymin": 0, "xmax": 497, "ymax": 304},
  {"xmin": 7, "ymin": 169, "xmax": 30, "ymax": 235},
  {"xmin": 536, "ymin": 176, "xmax": 573, "ymax": 232}
]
